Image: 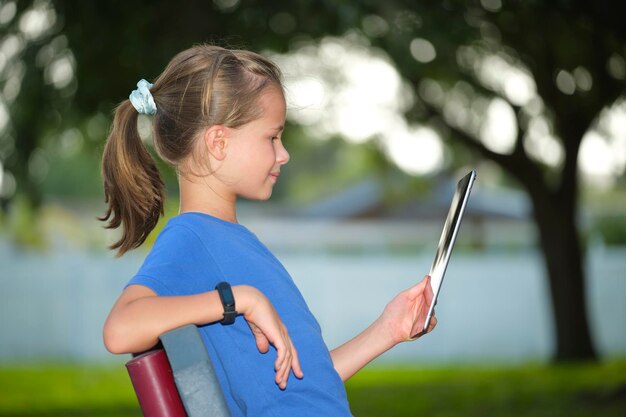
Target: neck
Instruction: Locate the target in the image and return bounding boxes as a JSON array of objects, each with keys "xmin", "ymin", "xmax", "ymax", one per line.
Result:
[{"xmin": 178, "ymin": 174, "xmax": 238, "ymax": 223}]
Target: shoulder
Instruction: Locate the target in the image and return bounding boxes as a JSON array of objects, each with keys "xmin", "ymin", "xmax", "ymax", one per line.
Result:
[
  {"xmin": 143, "ymin": 216, "xmax": 228, "ymax": 273},
  {"xmin": 151, "ymin": 218, "xmax": 205, "ymax": 255},
  {"xmin": 130, "ymin": 216, "xmax": 225, "ymax": 295}
]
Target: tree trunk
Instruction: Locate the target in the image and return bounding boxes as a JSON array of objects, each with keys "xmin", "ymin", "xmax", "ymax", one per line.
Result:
[{"xmin": 529, "ymin": 187, "xmax": 597, "ymax": 361}]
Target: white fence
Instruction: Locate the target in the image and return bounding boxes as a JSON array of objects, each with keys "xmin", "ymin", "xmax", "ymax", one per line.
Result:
[{"xmin": 0, "ymin": 220, "xmax": 624, "ymax": 364}]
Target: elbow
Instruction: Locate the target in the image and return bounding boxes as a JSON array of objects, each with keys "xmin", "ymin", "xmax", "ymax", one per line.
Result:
[
  {"xmin": 103, "ymin": 317, "xmax": 133, "ymax": 355},
  {"xmin": 103, "ymin": 313, "xmax": 157, "ymax": 354},
  {"xmin": 103, "ymin": 335, "xmax": 127, "ymax": 356}
]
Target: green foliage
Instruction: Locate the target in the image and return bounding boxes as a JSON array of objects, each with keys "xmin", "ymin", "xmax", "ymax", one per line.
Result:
[
  {"xmin": 595, "ymin": 216, "xmax": 626, "ymax": 246},
  {"xmin": 278, "ymin": 127, "xmax": 432, "ymax": 207},
  {"xmin": 41, "ymin": 145, "xmax": 103, "ymax": 199},
  {"xmin": 0, "ymin": 362, "xmax": 624, "ymax": 417},
  {"xmin": 279, "ymin": 132, "xmax": 390, "ymax": 204},
  {"xmin": 2, "ymin": 195, "xmax": 46, "ymax": 249}
]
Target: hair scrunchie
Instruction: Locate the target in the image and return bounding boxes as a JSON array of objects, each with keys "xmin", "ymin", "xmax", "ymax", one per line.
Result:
[{"xmin": 129, "ymin": 79, "xmax": 157, "ymax": 115}]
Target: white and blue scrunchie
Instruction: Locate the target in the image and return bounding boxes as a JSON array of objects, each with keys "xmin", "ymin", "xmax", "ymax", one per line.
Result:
[{"xmin": 129, "ymin": 79, "xmax": 157, "ymax": 115}]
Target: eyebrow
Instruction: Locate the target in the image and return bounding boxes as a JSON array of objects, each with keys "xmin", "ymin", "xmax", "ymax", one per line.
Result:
[{"xmin": 271, "ymin": 125, "xmax": 284, "ymax": 132}]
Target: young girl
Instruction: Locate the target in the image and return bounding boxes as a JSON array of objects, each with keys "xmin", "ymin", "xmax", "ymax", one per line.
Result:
[{"xmin": 101, "ymin": 44, "xmax": 436, "ymax": 417}]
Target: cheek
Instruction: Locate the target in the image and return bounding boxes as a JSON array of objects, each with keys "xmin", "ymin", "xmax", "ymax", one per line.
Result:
[
  {"xmin": 258, "ymin": 142, "xmax": 277, "ymax": 165},
  {"xmin": 236, "ymin": 147, "xmax": 272, "ymax": 180}
]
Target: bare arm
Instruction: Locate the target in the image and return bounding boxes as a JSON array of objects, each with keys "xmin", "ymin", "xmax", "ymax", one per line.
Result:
[
  {"xmin": 103, "ymin": 284, "xmax": 303, "ymax": 389},
  {"xmin": 330, "ymin": 276, "xmax": 437, "ymax": 381},
  {"xmin": 103, "ymin": 284, "xmax": 226, "ymax": 353}
]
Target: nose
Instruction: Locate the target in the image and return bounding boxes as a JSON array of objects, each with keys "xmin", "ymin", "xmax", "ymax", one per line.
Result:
[{"xmin": 276, "ymin": 140, "xmax": 290, "ymax": 166}]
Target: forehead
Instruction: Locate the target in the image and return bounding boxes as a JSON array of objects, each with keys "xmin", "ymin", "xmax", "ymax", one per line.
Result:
[{"xmin": 257, "ymin": 85, "xmax": 286, "ymax": 124}]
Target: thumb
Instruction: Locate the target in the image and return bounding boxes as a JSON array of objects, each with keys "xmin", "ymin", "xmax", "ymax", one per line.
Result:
[
  {"xmin": 249, "ymin": 323, "xmax": 270, "ymax": 353},
  {"xmin": 408, "ymin": 275, "xmax": 431, "ymax": 299}
]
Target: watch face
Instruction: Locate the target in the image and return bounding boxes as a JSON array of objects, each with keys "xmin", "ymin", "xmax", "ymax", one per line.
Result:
[
  {"xmin": 218, "ymin": 282, "xmax": 235, "ymax": 307},
  {"xmin": 222, "ymin": 291, "xmax": 235, "ymax": 307}
]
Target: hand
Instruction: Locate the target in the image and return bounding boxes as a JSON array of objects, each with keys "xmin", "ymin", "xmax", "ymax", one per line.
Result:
[
  {"xmin": 236, "ymin": 286, "xmax": 304, "ymax": 389},
  {"xmin": 379, "ymin": 275, "xmax": 437, "ymax": 345}
]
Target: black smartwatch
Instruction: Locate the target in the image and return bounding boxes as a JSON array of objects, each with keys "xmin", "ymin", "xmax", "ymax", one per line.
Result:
[{"xmin": 215, "ymin": 282, "xmax": 237, "ymax": 325}]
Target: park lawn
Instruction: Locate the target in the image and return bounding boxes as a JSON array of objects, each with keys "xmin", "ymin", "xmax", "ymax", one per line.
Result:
[
  {"xmin": 347, "ymin": 361, "xmax": 626, "ymax": 417},
  {"xmin": 0, "ymin": 361, "xmax": 624, "ymax": 417}
]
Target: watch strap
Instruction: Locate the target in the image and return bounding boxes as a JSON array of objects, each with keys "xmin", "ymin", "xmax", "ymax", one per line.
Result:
[{"xmin": 215, "ymin": 282, "xmax": 237, "ymax": 325}]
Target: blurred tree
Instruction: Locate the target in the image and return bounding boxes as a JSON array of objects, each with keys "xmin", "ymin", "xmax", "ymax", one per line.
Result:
[
  {"xmin": 3, "ymin": 0, "xmax": 625, "ymax": 361},
  {"xmin": 0, "ymin": 1, "xmax": 66, "ymax": 209},
  {"xmin": 297, "ymin": 0, "xmax": 625, "ymax": 362},
  {"xmin": 254, "ymin": 0, "xmax": 625, "ymax": 362}
]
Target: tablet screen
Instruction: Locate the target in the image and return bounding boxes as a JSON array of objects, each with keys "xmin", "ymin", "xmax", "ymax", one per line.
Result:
[{"xmin": 421, "ymin": 170, "xmax": 476, "ymax": 334}]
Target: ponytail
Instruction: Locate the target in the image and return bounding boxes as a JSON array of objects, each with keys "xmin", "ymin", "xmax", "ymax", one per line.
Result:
[
  {"xmin": 100, "ymin": 100, "xmax": 165, "ymax": 257},
  {"xmin": 100, "ymin": 45, "xmax": 285, "ymax": 256}
]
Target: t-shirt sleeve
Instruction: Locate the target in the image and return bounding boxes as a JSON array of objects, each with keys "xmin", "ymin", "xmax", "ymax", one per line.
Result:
[{"xmin": 127, "ymin": 224, "xmax": 225, "ymax": 296}]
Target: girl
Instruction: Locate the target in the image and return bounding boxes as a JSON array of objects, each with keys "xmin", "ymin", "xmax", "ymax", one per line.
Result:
[{"xmin": 101, "ymin": 44, "xmax": 436, "ymax": 417}]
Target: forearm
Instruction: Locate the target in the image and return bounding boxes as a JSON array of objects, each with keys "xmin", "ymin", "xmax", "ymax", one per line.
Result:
[
  {"xmin": 332, "ymin": 276, "xmax": 436, "ymax": 381},
  {"xmin": 103, "ymin": 285, "xmax": 257, "ymax": 354},
  {"xmin": 330, "ymin": 317, "xmax": 395, "ymax": 381}
]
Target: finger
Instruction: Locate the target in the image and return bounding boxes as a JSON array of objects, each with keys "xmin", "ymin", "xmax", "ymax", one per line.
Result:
[
  {"xmin": 409, "ymin": 327, "xmax": 426, "ymax": 340},
  {"xmin": 280, "ymin": 338, "xmax": 298, "ymax": 381},
  {"xmin": 422, "ymin": 310, "xmax": 436, "ymax": 332},
  {"xmin": 415, "ymin": 275, "xmax": 430, "ymax": 292},
  {"xmin": 274, "ymin": 337, "xmax": 292, "ymax": 376},
  {"xmin": 408, "ymin": 275, "xmax": 431, "ymax": 299},
  {"xmin": 280, "ymin": 351, "xmax": 292, "ymax": 388},
  {"xmin": 428, "ymin": 315, "xmax": 438, "ymax": 332},
  {"xmin": 274, "ymin": 341, "xmax": 286, "ymax": 373},
  {"xmin": 410, "ymin": 322, "xmax": 422, "ymax": 339},
  {"xmin": 425, "ymin": 276, "xmax": 434, "ymax": 301},
  {"xmin": 277, "ymin": 340, "xmax": 291, "ymax": 373},
  {"xmin": 291, "ymin": 344, "xmax": 304, "ymax": 379},
  {"xmin": 276, "ymin": 335, "xmax": 301, "ymax": 388},
  {"xmin": 276, "ymin": 347, "xmax": 292, "ymax": 389},
  {"xmin": 279, "ymin": 342, "xmax": 300, "ymax": 385}
]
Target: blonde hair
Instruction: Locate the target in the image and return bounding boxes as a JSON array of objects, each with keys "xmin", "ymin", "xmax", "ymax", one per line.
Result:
[{"xmin": 100, "ymin": 45, "xmax": 283, "ymax": 256}]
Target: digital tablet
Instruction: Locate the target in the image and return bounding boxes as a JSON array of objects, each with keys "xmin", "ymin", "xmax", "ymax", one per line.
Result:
[{"xmin": 420, "ymin": 170, "xmax": 476, "ymax": 334}]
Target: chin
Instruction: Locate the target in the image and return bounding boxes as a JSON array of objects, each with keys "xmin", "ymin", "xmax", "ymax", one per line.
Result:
[{"xmin": 243, "ymin": 190, "xmax": 273, "ymax": 201}]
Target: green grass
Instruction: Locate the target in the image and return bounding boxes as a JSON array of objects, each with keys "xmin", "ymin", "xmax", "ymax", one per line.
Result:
[
  {"xmin": 346, "ymin": 362, "xmax": 626, "ymax": 417},
  {"xmin": 0, "ymin": 361, "xmax": 624, "ymax": 416},
  {"xmin": 0, "ymin": 364, "xmax": 138, "ymax": 417}
]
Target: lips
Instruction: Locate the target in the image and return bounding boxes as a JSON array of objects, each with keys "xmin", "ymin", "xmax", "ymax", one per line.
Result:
[{"xmin": 269, "ymin": 171, "xmax": 280, "ymax": 181}]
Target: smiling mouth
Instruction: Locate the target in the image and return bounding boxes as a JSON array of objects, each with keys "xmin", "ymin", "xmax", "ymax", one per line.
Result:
[{"xmin": 269, "ymin": 172, "xmax": 280, "ymax": 182}]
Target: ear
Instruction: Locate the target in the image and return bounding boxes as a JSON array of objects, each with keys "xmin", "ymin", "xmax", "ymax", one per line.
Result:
[{"xmin": 203, "ymin": 125, "xmax": 228, "ymax": 161}]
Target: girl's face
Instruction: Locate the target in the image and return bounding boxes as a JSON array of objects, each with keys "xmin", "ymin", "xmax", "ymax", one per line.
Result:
[{"xmin": 220, "ymin": 86, "xmax": 290, "ymax": 201}]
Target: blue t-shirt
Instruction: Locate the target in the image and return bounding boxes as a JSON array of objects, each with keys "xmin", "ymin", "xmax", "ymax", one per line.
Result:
[{"xmin": 128, "ymin": 212, "xmax": 353, "ymax": 417}]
